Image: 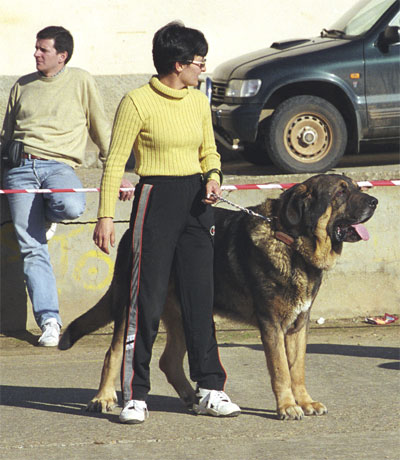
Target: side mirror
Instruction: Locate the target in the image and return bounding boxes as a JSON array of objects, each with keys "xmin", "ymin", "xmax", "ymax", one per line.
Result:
[
  {"xmin": 196, "ymin": 77, "xmax": 213, "ymax": 104},
  {"xmin": 205, "ymin": 77, "xmax": 212, "ymax": 104},
  {"xmin": 377, "ymin": 25, "xmax": 400, "ymax": 52}
]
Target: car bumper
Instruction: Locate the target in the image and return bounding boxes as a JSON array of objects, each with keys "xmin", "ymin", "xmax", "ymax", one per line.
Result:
[{"xmin": 211, "ymin": 103, "xmax": 262, "ymax": 150}]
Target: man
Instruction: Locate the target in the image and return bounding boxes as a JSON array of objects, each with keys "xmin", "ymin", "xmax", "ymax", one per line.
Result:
[{"xmin": 1, "ymin": 26, "xmax": 133, "ymax": 347}]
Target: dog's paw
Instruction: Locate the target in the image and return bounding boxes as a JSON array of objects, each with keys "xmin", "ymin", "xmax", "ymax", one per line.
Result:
[
  {"xmin": 180, "ymin": 390, "xmax": 197, "ymax": 409},
  {"xmin": 86, "ymin": 393, "xmax": 117, "ymax": 413},
  {"xmin": 301, "ymin": 401, "xmax": 328, "ymax": 416},
  {"xmin": 277, "ymin": 404, "xmax": 304, "ymax": 420}
]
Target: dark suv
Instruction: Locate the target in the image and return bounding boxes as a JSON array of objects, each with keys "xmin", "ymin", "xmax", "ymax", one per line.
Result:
[{"xmin": 211, "ymin": 0, "xmax": 400, "ymax": 173}]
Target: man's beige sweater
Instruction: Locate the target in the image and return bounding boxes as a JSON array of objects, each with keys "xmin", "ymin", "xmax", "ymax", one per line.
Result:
[{"xmin": 1, "ymin": 67, "xmax": 110, "ymax": 168}]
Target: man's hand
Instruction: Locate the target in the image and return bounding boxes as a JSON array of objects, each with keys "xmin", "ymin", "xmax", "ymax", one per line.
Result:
[
  {"xmin": 203, "ymin": 179, "xmax": 221, "ymax": 205},
  {"xmin": 93, "ymin": 217, "xmax": 115, "ymax": 254},
  {"xmin": 119, "ymin": 177, "xmax": 134, "ymax": 201}
]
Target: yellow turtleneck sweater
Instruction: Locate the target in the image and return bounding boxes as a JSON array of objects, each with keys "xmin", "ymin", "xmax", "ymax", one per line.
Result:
[{"xmin": 98, "ymin": 76, "xmax": 221, "ymax": 218}]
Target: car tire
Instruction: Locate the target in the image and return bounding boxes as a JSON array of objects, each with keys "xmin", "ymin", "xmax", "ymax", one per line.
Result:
[
  {"xmin": 240, "ymin": 118, "xmax": 273, "ymax": 165},
  {"xmin": 265, "ymin": 95, "xmax": 347, "ymax": 173}
]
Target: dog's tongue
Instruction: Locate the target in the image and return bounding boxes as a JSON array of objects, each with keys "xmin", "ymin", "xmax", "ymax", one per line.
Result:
[{"xmin": 352, "ymin": 223, "xmax": 370, "ymax": 241}]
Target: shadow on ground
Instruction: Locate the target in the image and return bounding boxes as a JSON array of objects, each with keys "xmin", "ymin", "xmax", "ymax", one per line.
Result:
[
  {"xmin": 0, "ymin": 385, "xmax": 190, "ymax": 422},
  {"xmin": 219, "ymin": 342, "xmax": 399, "ymax": 369},
  {"xmin": 0, "ymin": 384, "xmax": 278, "ymax": 421}
]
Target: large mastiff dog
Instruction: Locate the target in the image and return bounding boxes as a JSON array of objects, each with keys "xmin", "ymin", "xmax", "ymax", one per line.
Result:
[{"xmin": 59, "ymin": 174, "xmax": 378, "ymax": 420}]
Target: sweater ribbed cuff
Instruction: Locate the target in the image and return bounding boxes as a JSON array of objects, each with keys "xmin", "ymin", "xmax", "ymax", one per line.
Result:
[{"xmin": 203, "ymin": 168, "xmax": 223, "ymax": 185}]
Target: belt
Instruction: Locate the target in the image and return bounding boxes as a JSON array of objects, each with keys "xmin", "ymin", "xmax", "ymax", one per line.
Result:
[{"xmin": 24, "ymin": 153, "xmax": 48, "ymax": 161}]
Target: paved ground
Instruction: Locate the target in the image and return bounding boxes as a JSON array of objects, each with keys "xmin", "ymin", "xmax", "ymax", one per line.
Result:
[{"xmin": 1, "ymin": 321, "xmax": 399, "ymax": 460}]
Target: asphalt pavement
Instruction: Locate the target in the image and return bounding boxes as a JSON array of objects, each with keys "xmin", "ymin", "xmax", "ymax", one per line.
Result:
[{"xmin": 1, "ymin": 321, "xmax": 399, "ymax": 460}]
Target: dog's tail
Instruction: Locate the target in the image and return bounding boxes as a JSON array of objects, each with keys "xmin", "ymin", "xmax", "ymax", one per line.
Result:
[{"xmin": 58, "ymin": 287, "xmax": 114, "ymax": 350}]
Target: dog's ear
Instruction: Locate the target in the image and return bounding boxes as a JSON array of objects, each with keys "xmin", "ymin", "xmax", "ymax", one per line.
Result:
[
  {"xmin": 280, "ymin": 184, "xmax": 308, "ymax": 228},
  {"xmin": 280, "ymin": 182, "xmax": 332, "ymax": 234}
]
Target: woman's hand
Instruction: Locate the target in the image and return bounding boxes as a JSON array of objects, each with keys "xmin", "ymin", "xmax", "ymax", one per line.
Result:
[
  {"xmin": 119, "ymin": 177, "xmax": 135, "ymax": 201},
  {"xmin": 93, "ymin": 217, "xmax": 115, "ymax": 254},
  {"xmin": 203, "ymin": 179, "xmax": 221, "ymax": 205}
]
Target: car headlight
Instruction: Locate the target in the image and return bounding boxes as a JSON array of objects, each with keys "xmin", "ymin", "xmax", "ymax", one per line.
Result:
[{"xmin": 225, "ymin": 79, "xmax": 262, "ymax": 98}]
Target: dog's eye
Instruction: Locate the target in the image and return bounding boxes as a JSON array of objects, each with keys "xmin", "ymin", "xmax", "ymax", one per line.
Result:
[{"xmin": 335, "ymin": 189, "xmax": 346, "ymax": 198}]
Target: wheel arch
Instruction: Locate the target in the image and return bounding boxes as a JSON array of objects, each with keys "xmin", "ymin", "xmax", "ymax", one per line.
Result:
[{"xmin": 260, "ymin": 80, "xmax": 359, "ymax": 153}]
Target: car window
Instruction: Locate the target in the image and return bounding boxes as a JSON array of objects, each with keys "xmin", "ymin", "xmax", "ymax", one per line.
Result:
[
  {"xmin": 331, "ymin": 0, "xmax": 397, "ymax": 36},
  {"xmin": 389, "ymin": 10, "xmax": 400, "ymax": 27}
]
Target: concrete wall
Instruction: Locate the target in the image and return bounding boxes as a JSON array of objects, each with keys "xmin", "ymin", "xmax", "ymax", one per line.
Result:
[
  {"xmin": 1, "ymin": 168, "xmax": 399, "ymax": 332},
  {"xmin": 1, "ymin": 0, "xmax": 358, "ymax": 129},
  {"xmin": 1, "ymin": 0, "xmax": 357, "ymax": 76}
]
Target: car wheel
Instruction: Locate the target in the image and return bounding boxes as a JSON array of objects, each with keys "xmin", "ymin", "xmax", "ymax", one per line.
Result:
[{"xmin": 265, "ymin": 95, "xmax": 347, "ymax": 173}]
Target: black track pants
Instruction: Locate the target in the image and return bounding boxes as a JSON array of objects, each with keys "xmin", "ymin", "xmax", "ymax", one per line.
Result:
[{"xmin": 121, "ymin": 174, "xmax": 227, "ymax": 403}]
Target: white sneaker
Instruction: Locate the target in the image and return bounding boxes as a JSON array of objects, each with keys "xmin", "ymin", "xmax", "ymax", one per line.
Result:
[
  {"xmin": 119, "ymin": 400, "xmax": 149, "ymax": 424},
  {"xmin": 38, "ymin": 318, "xmax": 60, "ymax": 347},
  {"xmin": 45, "ymin": 222, "xmax": 57, "ymax": 241},
  {"xmin": 193, "ymin": 388, "xmax": 241, "ymax": 417}
]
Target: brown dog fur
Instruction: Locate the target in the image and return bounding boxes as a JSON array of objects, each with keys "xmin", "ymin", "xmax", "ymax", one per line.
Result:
[{"xmin": 59, "ymin": 174, "xmax": 377, "ymax": 420}]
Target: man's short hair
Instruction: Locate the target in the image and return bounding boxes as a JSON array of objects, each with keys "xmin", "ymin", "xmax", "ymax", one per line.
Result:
[
  {"xmin": 152, "ymin": 21, "xmax": 208, "ymax": 75},
  {"xmin": 37, "ymin": 26, "xmax": 74, "ymax": 64}
]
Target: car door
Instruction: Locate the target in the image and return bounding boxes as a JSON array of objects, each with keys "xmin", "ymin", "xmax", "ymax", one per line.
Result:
[{"xmin": 364, "ymin": 10, "xmax": 400, "ymax": 138}]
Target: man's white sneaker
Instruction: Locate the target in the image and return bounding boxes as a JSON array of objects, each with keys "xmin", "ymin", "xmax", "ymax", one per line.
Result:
[
  {"xmin": 38, "ymin": 318, "xmax": 60, "ymax": 347},
  {"xmin": 193, "ymin": 388, "xmax": 241, "ymax": 417},
  {"xmin": 119, "ymin": 400, "xmax": 149, "ymax": 424},
  {"xmin": 45, "ymin": 222, "xmax": 57, "ymax": 241}
]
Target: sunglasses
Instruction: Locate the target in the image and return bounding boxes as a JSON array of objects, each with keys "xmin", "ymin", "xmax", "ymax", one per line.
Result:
[{"xmin": 187, "ymin": 59, "xmax": 207, "ymax": 70}]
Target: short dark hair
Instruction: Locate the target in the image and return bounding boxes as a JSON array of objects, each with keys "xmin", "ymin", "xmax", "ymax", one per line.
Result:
[
  {"xmin": 36, "ymin": 26, "xmax": 74, "ymax": 64},
  {"xmin": 152, "ymin": 21, "xmax": 208, "ymax": 75}
]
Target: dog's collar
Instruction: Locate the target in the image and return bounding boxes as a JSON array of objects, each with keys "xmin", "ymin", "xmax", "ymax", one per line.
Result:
[{"xmin": 275, "ymin": 231, "xmax": 295, "ymax": 246}]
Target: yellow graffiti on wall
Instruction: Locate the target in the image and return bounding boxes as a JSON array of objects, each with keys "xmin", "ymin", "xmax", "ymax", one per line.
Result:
[
  {"xmin": 49, "ymin": 224, "xmax": 115, "ymax": 292},
  {"xmin": 50, "ymin": 226, "xmax": 86, "ymax": 279},
  {"xmin": 2, "ymin": 221, "xmax": 116, "ymax": 293},
  {"xmin": 73, "ymin": 249, "xmax": 114, "ymax": 290}
]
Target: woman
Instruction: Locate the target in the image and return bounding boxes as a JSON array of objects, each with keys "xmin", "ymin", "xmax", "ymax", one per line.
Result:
[{"xmin": 93, "ymin": 22, "xmax": 240, "ymax": 424}]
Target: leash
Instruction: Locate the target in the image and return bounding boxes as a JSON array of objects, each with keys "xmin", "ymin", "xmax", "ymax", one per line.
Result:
[
  {"xmin": 211, "ymin": 193, "xmax": 295, "ymax": 246},
  {"xmin": 211, "ymin": 193, "xmax": 274, "ymax": 223}
]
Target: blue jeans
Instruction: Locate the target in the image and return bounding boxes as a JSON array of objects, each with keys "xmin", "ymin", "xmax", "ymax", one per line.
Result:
[{"xmin": 3, "ymin": 159, "xmax": 86, "ymax": 328}]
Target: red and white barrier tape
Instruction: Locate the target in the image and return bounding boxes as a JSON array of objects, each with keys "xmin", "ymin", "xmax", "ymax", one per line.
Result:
[
  {"xmin": 223, "ymin": 180, "xmax": 400, "ymax": 191},
  {"xmin": 0, "ymin": 180, "xmax": 399, "ymax": 195}
]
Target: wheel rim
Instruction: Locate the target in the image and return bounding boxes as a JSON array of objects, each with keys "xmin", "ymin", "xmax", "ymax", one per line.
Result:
[{"xmin": 283, "ymin": 112, "xmax": 333, "ymax": 163}]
